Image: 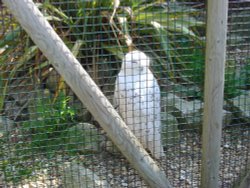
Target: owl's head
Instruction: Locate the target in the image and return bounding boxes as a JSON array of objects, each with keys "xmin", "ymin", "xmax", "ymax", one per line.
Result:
[{"xmin": 121, "ymin": 50, "xmax": 150, "ymax": 74}]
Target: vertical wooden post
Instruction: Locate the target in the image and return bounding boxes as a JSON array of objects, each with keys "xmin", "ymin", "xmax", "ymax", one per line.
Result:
[{"xmin": 201, "ymin": 0, "xmax": 228, "ymax": 188}]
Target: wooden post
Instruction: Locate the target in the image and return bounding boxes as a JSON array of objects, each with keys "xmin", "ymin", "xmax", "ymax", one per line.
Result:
[
  {"xmin": 201, "ymin": 0, "xmax": 228, "ymax": 187},
  {"xmin": 2, "ymin": 0, "xmax": 172, "ymax": 187}
]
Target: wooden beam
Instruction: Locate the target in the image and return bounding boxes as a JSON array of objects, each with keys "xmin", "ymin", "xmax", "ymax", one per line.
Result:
[
  {"xmin": 2, "ymin": 0, "xmax": 172, "ymax": 187},
  {"xmin": 201, "ymin": 0, "xmax": 228, "ymax": 187}
]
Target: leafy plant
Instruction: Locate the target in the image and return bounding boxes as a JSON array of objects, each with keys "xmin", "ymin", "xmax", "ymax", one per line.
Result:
[
  {"xmin": 0, "ymin": 153, "xmax": 34, "ymax": 184},
  {"xmin": 224, "ymin": 60, "xmax": 241, "ymax": 99},
  {"xmin": 1, "ymin": 0, "xmax": 206, "ymax": 97},
  {"xmin": 241, "ymin": 58, "xmax": 250, "ymax": 89},
  {"xmin": 224, "ymin": 58, "xmax": 250, "ymax": 99},
  {"xmin": 0, "ymin": 0, "xmax": 207, "ymax": 119},
  {"xmin": 21, "ymin": 91, "xmax": 76, "ymax": 152}
]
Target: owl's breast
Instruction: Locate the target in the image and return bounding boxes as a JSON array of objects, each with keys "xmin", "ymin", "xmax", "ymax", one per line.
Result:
[{"xmin": 118, "ymin": 83, "xmax": 158, "ymax": 111}]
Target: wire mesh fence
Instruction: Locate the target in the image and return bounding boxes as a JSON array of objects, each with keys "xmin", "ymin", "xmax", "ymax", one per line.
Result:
[
  {"xmin": 0, "ymin": 0, "xmax": 249, "ymax": 187},
  {"xmin": 221, "ymin": 1, "xmax": 250, "ymax": 186}
]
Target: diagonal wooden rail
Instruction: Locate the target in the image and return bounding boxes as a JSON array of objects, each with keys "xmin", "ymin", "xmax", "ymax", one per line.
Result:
[{"xmin": 2, "ymin": 0, "xmax": 172, "ymax": 187}]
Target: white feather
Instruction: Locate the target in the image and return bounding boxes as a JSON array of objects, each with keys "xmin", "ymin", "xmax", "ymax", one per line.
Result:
[{"xmin": 114, "ymin": 50, "xmax": 165, "ymax": 159}]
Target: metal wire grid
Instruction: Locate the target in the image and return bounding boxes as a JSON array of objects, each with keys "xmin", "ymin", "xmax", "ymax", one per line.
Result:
[
  {"xmin": 0, "ymin": 0, "xmax": 249, "ymax": 187},
  {"xmin": 220, "ymin": 1, "xmax": 250, "ymax": 186}
]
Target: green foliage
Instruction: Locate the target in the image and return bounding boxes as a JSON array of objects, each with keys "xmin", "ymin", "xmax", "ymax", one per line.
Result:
[
  {"xmin": 3, "ymin": 0, "xmax": 247, "ymax": 105},
  {"xmin": 171, "ymin": 37, "xmax": 205, "ymax": 98},
  {"xmin": 46, "ymin": 0, "xmax": 205, "ymax": 77},
  {"xmin": 22, "ymin": 91, "xmax": 76, "ymax": 152},
  {"xmin": 224, "ymin": 60, "xmax": 242, "ymax": 99},
  {"xmin": 0, "ymin": 152, "xmax": 34, "ymax": 184},
  {"xmin": 224, "ymin": 59, "xmax": 250, "ymax": 99},
  {"xmin": 241, "ymin": 59, "xmax": 250, "ymax": 89},
  {"xmin": 0, "ymin": 0, "xmax": 206, "ymax": 99}
]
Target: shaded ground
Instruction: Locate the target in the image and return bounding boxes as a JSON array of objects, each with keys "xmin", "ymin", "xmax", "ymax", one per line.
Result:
[{"xmin": 1, "ymin": 126, "xmax": 249, "ymax": 188}]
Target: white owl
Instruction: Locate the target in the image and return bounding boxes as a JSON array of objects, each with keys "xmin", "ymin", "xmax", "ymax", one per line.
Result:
[{"xmin": 114, "ymin": 50, "xmax": 165, "ymax": 159}]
